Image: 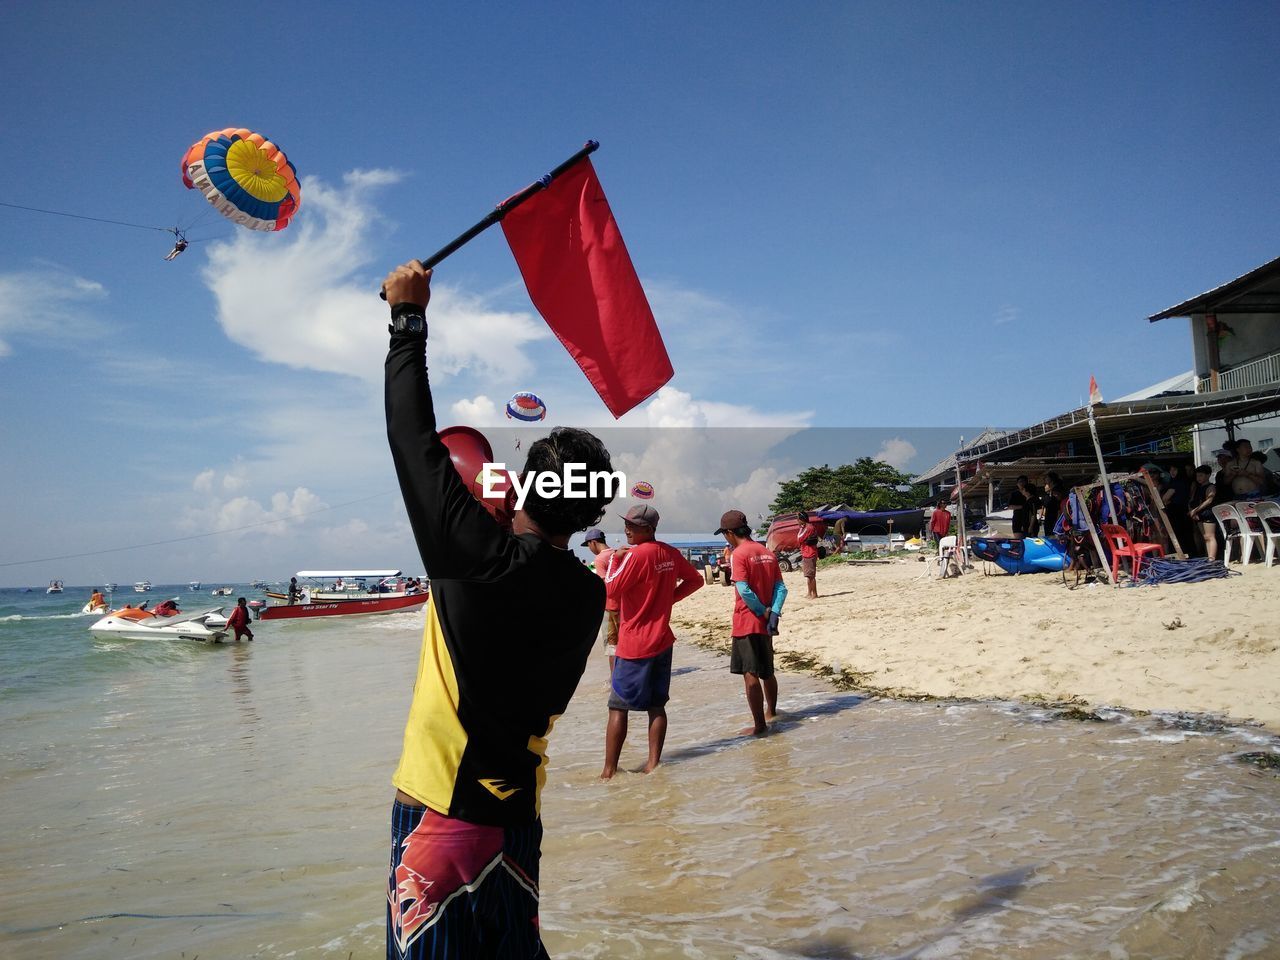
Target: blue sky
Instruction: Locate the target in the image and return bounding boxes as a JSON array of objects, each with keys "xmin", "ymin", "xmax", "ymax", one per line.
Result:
[{"xmin": 2, "ymin": 2, "xmax": 1278, "ymax": 585}]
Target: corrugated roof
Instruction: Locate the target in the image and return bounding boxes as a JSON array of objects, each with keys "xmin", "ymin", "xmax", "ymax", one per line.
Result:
[
  {"xmin": 956, "ymin": 382, "xmax": 1280, "ymax": 463},
  {"xmin": 911, "ymin": 428, "xmax": 1009, "ymax": 484},
  {"xmin": 1149, "ymin": 254, "xmax": 1280, "ymax": 322},
  {"xmin": 1114, "ymin": 370, "xmax": 1195, "ymax": 401}
]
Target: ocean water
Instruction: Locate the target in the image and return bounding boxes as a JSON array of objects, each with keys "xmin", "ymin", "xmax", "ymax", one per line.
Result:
[{"xmin": 1, "ymin": 585, "xmax": 1278, "ymax": 959}]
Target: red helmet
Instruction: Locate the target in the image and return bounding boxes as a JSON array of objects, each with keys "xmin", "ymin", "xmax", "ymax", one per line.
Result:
[{"xmin": 438, "ymin": 426, "xmax": 517, "ymax": 530}]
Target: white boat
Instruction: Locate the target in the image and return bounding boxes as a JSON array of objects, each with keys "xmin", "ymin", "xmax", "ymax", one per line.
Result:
[
  {"xmin": 189, "ymin": 581, "xmax": 202, "ymax": 591},
  {"xmin": 980, "ymin": 509, "xmax": 1015, "ymax": 537},
  {"xmin": 300, "ymin": 569, "xmax": 412, "ymax": 601},
  {"xmin": 104, "ymin": 582, "xmax": 118, "ymax": 591},
  {"xmin": 259, "ymin": 570, "xmax": 428, "ymax": 621},
  {"xmin": 133, "ymin": 581, "xmax": 152, "ymax": 593},
  {"xmin": 249, "ymin": 579, "xmax": 268, "ymax": 589},
  {"xmin": 47, "ymin": 580, "xmax": 64, "ymax": 594},
  {"xmin": 81, "ymin": 600, "xmax": 110, "ymax": 615},
  {"xmin": 211, "ymin": 586, "xmax": 233, "ymax": 596},
  {"xmin": 89, "ymin": 605, "xmax": 231, "ymax": 643}
]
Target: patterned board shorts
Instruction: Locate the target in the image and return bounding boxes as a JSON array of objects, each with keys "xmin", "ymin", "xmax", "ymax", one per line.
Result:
[{"xmin": 387, "ymin": 799, "xmax": 548, "ymax": 959}]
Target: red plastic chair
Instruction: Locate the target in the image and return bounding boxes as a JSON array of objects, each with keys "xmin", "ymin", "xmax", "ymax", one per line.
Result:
[{"xmin": 1100, "ymin": 523, "xmax": 1164, "ymax": 582}]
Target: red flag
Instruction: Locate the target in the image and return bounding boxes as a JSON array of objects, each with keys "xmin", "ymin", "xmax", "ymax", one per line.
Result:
[
  {"xmin": 1089, "ymin": 375, "xmax": 1103, "ymax": 405},
  {"xmin": 501, "ymin": 159, "xmax": 673, "ymax": 418}
]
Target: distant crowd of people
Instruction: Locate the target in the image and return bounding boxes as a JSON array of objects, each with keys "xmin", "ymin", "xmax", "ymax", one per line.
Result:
[{"xmin": 925, "ymin": 437, "xmax": 1279, "ymax": 563}]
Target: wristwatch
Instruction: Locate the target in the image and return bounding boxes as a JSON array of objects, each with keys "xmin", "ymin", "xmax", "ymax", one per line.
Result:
[{"xmin": 389, "ymin": 312, "xmax": 426, "ymax": 336}]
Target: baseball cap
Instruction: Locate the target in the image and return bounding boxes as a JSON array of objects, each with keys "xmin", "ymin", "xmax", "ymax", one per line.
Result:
[
  {"xmin": 715, "ymin": 509, "xmax": 748, "ymax": 535},
  {"xmin": 580, "ymin": 527, "xmax": 606, "ymax": 546},
  {"xmin": 1214, "ymin": 446, "xmax": 1235, "ymax": 459},
  {"xmin": 620, "ymin": 504, "xmax": 660, "ymax": 528}
]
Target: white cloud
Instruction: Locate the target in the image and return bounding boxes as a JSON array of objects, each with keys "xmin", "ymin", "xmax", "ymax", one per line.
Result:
[
  {"xmin": 193, "ymin": 468, "xmax": 216, "ymax": 494},
  {"xmin": 181, "ymin": 485, "xmax": 328, "ymax": 540},
  {"xmin": 450, "ymin": 394, "xmax": 504, "ymax": 425},
  {"xmin": 201, "ymin": 170, "xmax": 547, "ymax": 384},
  {"xmin": 873, "ymin": 437, "xmax": 918, "ymax": 469},
  {"xmin": 994, "ymin": 305, "xmax": 1020, "ymax": 326},
  {"xmin": 608, "ymin": 429, "xmax": 794, "ymax": 534},
  {"xmin": 638, "ymin": 385, "xmax": 810, "ymax": 428},
  {"xmin": 0, "ymin": 268, "xmax": 106, "ymax": 355}
]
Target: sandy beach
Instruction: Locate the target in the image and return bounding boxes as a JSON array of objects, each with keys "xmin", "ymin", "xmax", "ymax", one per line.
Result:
[{"xmin": 673, "ymin": 558, "xmax": 1280, "ymax": 732}]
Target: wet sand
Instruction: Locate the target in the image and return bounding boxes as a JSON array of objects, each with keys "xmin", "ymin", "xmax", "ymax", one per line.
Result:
[{"xmin": 673, "ymin": 559, "xmax": 1280, "ymax": 732}]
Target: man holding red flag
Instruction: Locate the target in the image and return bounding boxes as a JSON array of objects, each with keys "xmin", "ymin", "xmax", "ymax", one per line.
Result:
[{"xmin": 381, "ymin": 260, "xmax": 617, "ymax": 959}]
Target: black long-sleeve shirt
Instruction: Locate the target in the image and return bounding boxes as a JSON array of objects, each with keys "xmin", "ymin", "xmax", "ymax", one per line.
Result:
[{"xmin": 385, "ymin": 326, "xmax": 603, "ymax": 826}]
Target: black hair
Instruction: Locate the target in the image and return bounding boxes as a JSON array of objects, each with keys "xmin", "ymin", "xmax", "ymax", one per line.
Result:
[
  {"xmin": 519, "ymin": 427, "xmax": 617, "ymax": 536},
  {"xmin": 1251, "ymin": 451, "xmax": 1267, "ymax": 463},
  {"xmin": 730, "ymin": 525, "xmax": 752, "ymax": 538},
  {"xmin": 1195, "ymin": 464, "xmax": 1213, "ymax": 476}
]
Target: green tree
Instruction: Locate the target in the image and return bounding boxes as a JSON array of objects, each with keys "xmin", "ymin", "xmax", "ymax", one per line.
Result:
[{"xmin": 768, "ymin": 458, "xmax": 924, "ymax": 516}]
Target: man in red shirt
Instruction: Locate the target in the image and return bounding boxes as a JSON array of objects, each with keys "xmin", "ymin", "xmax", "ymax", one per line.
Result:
[
  {"xmin": 582, "ymin": 527, "xmax": 618, "ymax": 672},
  {"xmin": 601, "ymin": 504, "xmax": 703, "ymax": 778},
  {"xmin": 797, "ymin": 512, "xmax": 821, "ymax": 598},
  {"xmin": 717, "ymin": 510, "xmax": 787, "ymax": 735},
  {"xmin": 226, "ymin": 597, "xmax": 254, "ymax": 642},
  {"xmin": 929, "ymin": 500, "xmax": 953, "ymax": 545}
]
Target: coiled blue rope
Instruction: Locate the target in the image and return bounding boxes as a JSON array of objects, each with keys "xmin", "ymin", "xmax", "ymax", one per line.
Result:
[{"xmin": 1131, "ymin": 556, "xmax": 1240, "ymax": 586}]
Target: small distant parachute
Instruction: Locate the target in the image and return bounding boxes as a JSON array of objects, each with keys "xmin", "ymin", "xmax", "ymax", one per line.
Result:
[
  {"xmin": 630, "ymin": 480, "xmax": 655, "ymax": 500},
  {"xmin": 505, "ymin": 392, "xmax": 547, "ymax": 422},
  {"xmin": 181, "ymin": 128, "xmax": 301, "ymax": 232}
]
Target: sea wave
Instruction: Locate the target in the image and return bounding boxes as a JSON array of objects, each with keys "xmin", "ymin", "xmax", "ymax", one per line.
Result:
[{"xmin": 0, "ymin": 612, "xmax": 92, "ymax": 622}]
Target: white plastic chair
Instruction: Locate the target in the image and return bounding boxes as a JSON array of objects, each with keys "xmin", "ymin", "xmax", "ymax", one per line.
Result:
[
  {"xmin": 1212, "ymin": 503, "xmax": 1264, "ymax": 564},
  {"xmin": 1250, "ymin": 501, "xmax": 1280, "ymax": 568},
  {"xmin": 933, "ymin": 535, "xmax": 972, "ymax": 577}
]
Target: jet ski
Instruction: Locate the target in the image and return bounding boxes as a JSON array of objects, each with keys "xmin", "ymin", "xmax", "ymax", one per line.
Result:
[{"xmin": 89, "ymin": 603, "xmax": 231, "ymax": 642}]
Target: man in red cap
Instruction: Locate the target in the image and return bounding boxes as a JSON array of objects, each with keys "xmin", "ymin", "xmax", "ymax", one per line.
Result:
[
  {"xmin": 381, "ymin": 260, "xmax": 616, "ymax": 959},
  {"xmin": 717, "ymin": 509, "xmax": 787, "ymax": 735},
  {"xmin": 600, "ymin": 503, "xmax": 703, "ymax": 778}
]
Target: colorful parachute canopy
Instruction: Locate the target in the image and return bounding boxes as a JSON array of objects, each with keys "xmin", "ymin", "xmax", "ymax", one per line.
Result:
[
  {"xmin": 630, "ymin": 480, "xmax": 654, "ymax": 500},
  {"xmin": 182, "ymin": 128, "xmax": 300, "ymax": 232},
  {"xmin": 505, "ymin": 392, "xmax": 547, "ymax": 422}
]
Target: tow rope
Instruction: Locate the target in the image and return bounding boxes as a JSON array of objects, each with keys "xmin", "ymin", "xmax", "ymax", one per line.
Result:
[{"xmin": 1131, "ymin": 557, "xmax": 1240, "ymax": 586}]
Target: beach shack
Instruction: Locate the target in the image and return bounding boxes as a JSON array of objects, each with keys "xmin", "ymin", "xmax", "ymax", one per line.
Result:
[{"xmin": 1148, "ymin": 253, "xmax": 1280, "ymax": 462}]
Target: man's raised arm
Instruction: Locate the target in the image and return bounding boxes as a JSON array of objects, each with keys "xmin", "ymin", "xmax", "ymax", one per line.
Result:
[{"xmin": 383, "ymin": 261, "xmax": 508, "ymax": 579}]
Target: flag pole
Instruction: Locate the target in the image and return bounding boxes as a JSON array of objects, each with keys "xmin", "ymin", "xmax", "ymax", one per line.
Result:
[
  {"xmin": 380, "ymin": 140, "xmax": 600, "ymax": 300},
  {"xmin": 1087, "ymin": 403, "xmax": 1122, "ymax": 575}
]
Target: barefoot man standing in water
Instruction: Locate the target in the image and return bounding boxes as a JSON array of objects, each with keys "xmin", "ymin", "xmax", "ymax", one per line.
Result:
[
  {"xmin": 600, "ymin": 504, "xmax": 703, "ymax": 778},
  {"xmin": 382, "ymin": 260, "xmax": 616, "ymax": 959},
  {"xmin": 717, "ymin": 509, "xmax": 787, "ymax": 735}
]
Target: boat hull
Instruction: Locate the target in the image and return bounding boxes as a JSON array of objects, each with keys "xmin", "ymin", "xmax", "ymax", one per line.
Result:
[
  {"xmin": 259, "ymin": 592, "xmax": 429, "ymax": 621},
  {"xmin": 89, "ymin": 615, "xmax": 230, "ymax": 643}
]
